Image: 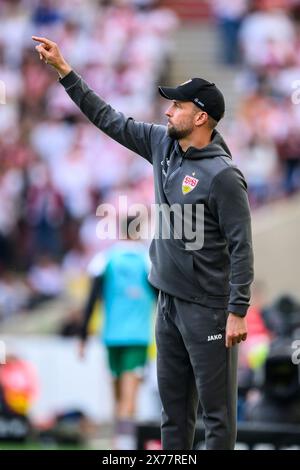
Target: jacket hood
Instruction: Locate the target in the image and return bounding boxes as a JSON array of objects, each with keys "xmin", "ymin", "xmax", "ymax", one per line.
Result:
[{"xmin": 177, "ymin": 129, "xmax": 232, "ymax": 160}]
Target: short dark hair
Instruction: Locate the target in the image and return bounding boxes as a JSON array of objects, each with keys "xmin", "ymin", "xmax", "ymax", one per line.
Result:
[
  {"xmin": 207, "ymin": 115, "xmax": 218, "ymax": 130},
  {"xmin": 191, "ymin": 104, "xmax": 219, "ymax": 130}
]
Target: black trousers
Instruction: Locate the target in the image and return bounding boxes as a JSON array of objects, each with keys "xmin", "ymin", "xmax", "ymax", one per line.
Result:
[{"xmin": 155, "ymin": 291, "xmax": 238, "ymax": 450}]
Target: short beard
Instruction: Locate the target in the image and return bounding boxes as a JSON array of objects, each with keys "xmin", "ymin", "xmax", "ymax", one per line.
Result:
[{"xmin": 167, "ymin": 125, "xmax": 192, "ymax": 140}]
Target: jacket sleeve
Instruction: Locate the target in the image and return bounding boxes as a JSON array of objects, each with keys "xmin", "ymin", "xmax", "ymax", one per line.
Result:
[
  {"xmin": 208, "ymin": 166, "xmax": 254, "ymax": 317},
  {"xmin": 59, "ymin": 71, "xmax": 166, "ymax": 163}
]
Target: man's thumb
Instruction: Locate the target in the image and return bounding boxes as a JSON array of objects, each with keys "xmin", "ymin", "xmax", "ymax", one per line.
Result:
[{"xmin": 36, "ymin": 45, "xmax": 49, "ymax": 61}]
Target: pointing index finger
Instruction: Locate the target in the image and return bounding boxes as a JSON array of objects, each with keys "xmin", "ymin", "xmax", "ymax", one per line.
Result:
[{"xmin": 32, "ymin": 36, "xmax": 53, "ymax": 46}]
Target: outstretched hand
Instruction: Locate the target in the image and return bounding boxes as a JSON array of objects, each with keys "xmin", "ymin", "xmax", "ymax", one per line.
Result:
[{"xmin": 32, "ymin": 36, "xmax": 72, "ymax": 78}]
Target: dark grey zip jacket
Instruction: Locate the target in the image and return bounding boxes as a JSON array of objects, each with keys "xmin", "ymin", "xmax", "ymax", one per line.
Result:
[{"xmin": 60, "ymin": 71, "xmax": 254, "ymax": 316}]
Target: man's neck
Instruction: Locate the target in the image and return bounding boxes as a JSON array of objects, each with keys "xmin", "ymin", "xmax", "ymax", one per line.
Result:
[{"xmin": 179, "ymin": 131, "xmax": 212, "ymax": 153}]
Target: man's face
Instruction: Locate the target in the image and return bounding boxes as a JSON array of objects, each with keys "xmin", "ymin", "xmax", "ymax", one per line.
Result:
[{"xmin": 165, "ymin": 100, "xmax": 197, "ymax": 139}]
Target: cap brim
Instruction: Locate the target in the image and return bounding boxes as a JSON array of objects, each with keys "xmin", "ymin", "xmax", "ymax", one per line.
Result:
[{"xmin": 158, "ymin": 86, "xmax": 187, "ymax": 101}]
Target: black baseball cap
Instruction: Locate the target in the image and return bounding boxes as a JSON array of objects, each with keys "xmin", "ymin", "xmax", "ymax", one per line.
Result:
[{"xmin": 158, "ymin": 78, "xmax": 225, "ymax": 122}]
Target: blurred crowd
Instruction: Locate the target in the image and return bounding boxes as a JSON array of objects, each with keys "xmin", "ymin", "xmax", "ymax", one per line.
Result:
[
  {"xmin": 212, "ymin": 0, "xmax": 300, "ymax": 205},
  {"xmin": 0, "ymin": 0, "xmax": 177, "ymax": 320},
  {"xmin": 1, "ymin": 0, "xmax": 300, "ymax": 323}
]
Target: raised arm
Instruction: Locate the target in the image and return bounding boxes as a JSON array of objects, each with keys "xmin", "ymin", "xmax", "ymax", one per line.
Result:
[{"xmin": 32, "ymin": 36, "xmax": 165, "ymax": 163}]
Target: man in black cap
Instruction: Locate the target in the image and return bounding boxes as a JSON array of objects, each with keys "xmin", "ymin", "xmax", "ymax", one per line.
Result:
[{"xmin": 33, "ymin": 36, "xmax": 254, "ymax": 450}]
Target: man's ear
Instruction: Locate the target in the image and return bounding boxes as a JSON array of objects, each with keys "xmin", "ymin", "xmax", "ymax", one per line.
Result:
[{"xmin": 194, "ymin": 111, "xmax": 208, "ymax": 127}]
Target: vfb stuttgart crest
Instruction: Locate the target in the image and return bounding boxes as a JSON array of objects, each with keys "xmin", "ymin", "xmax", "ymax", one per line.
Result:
[{"xmin": 182, "ymin": 175, "xmax": 199, "ymax": 194}]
